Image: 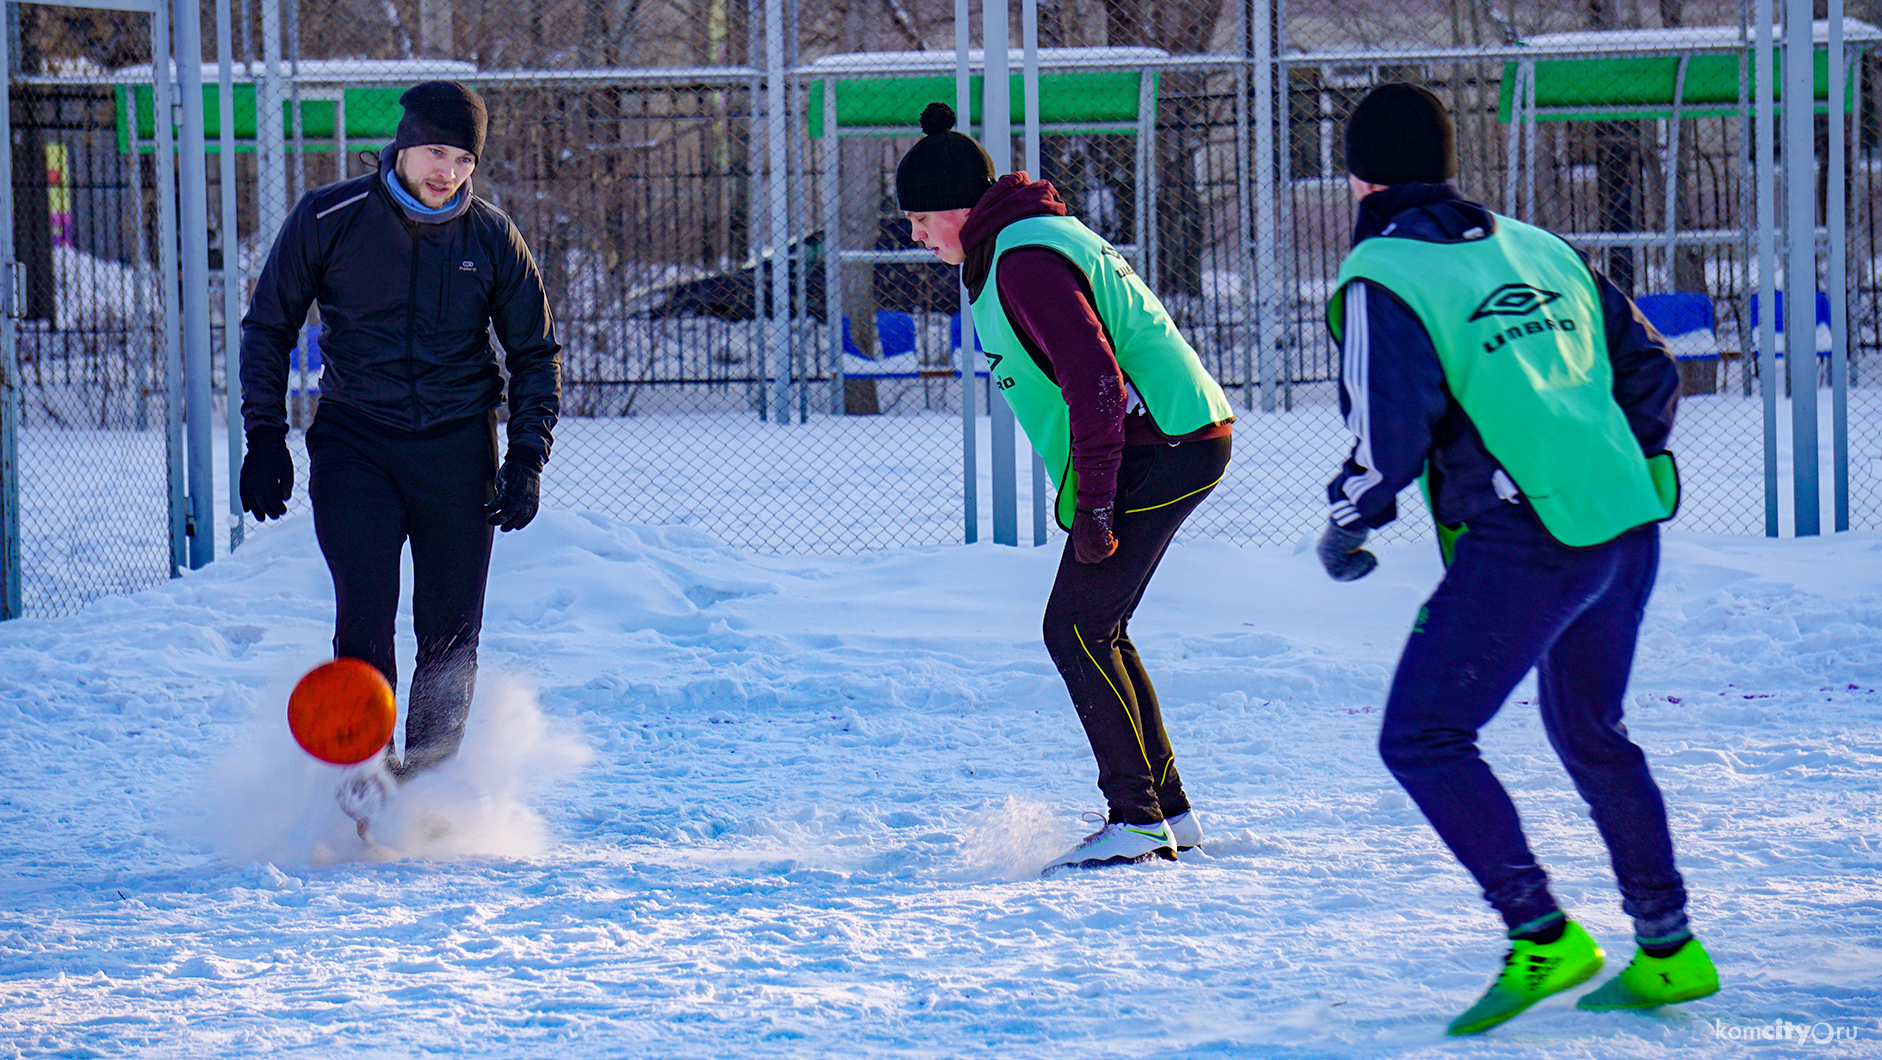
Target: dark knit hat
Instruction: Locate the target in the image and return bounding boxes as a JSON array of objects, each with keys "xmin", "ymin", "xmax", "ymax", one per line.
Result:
[
  {"xmin": 393, "ymin": 80, "xmax": 487, "ymax": 159},
  {"xmin": 895, "ymin": 102, "xmax": 996, "ymax": 212},
  {"xmin": 1344, "ymin": 83, "xmax": 1456, "ymax": 185}
]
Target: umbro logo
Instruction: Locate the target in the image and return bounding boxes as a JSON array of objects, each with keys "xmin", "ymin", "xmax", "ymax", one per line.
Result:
[{"xmin": 1468, "ymin": 283, "xmax": 1562, "ymax": 321}]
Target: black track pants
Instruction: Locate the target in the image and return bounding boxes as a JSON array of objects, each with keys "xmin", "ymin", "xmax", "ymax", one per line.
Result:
[
  {"xmin": 306, "ymin": 404, "xmax": 497, "ymax": 777},
  {"xmin": 1042, "ymin": 435, "xmax": 1231, "ymax": 824}
]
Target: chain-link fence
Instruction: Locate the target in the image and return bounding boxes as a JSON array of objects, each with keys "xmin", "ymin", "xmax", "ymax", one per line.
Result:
[
  {"xmin": 6, "ymin": 48, "xmax": 176, "ymax": 616},
  {"xmin": 7, "ymin": 0, "xmax": 1880, "ymax": 614}
]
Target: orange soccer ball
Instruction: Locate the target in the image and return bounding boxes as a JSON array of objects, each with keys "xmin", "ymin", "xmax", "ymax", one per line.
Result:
[{"xmin": 287, "ymin": 658, "xmax": 397, "ymax": 765}]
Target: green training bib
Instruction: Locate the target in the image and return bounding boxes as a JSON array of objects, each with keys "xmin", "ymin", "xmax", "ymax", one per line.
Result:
[
  {"xmin": 1328, "ymin": 214, "xmax": 1677, "ymax": 548},
  {"xmin": 970, "ymin": 215, "xmax": 1233, "ymax": 530}
]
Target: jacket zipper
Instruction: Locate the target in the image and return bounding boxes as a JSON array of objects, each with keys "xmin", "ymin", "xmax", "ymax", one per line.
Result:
[
  {"xmin": 402, "ymin": 221, "xmax": 422, "ymax": 425},
  {"xmin": 438, "ymin": 224, "xmax": 455, "ymax": 328}
]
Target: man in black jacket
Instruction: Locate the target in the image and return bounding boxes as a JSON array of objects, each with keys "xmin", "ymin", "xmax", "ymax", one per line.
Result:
[{"xmin": 239, "ymin": 81, "xmax": 561, "ymax": 830}]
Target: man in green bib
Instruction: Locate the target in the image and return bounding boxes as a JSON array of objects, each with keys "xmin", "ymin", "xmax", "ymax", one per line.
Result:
[
  {"xmin": 895, "ymin": 102, "xmax": 1235, "ymax": 876},
  {"xmin": 1319, "ymin": 83, "xmax": 1717, "ymax": 1033}
]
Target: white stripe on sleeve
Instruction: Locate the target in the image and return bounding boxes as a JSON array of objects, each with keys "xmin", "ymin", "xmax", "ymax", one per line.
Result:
[{"xmin": 1334, "ymin": 283, "xmax": 1386, "ymax": 524}]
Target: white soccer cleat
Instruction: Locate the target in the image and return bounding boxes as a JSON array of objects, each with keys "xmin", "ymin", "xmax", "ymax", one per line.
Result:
[
  {"xmin": 1165, "ymin": 809, "xmax": 1203, "ymax": 851},
  {"xmin": 1041, "ymin": 818, "xmax": 1177, "ymax": 876},
  {"xmin": 334, "ymin": 756, "xmax": 398, "ymax": 839}
]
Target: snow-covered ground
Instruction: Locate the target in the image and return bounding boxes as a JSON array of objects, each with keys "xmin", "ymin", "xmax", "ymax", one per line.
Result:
[{"xmin": 3, "ymin": 468, "xmax": 1880, "ymax": 1054}]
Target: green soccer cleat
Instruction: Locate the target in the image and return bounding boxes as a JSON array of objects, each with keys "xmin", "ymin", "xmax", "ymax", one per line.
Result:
[
  {"xmin": 1577, "ymin": 937, "xmax": 1719, "ymax": 1011},
  {"xmin": 1447, "ymin": 920, "xmax": 1605, "ymax": 1035}
]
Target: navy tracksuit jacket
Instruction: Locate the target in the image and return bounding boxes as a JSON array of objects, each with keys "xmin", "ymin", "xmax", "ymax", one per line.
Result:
[{"xmin": 1331, "ymin": 183, "xmax": 1692, "ymax": 940}]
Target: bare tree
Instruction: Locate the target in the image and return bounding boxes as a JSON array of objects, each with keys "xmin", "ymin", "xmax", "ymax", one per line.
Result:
[
  {"xmin": 1585, "ymin": 0, "xmax": 1644, "ymax": 292},
  {"xmin": 1103, "ymin": 0, "xmax": 1230, "ymax": 296},
  {"xmin": 838, "ymin": 0, "xmax": 883, "ymax": 360}
]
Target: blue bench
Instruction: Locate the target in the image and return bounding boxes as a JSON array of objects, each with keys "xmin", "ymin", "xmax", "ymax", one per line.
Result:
[
  {"xmin": 1748, "ymin": 290, "xmax": 1833, "ymax": 356},
  {"xmin": 1635, "ymin": 292, "xmax": 1720, "ymax": 395},
  {"xmin": 843, "ymin": 310, "xmax": 918, "ymax": 361}
]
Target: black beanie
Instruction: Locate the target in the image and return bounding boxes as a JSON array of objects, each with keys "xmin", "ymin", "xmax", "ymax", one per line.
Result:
[
  {"xmin": 1344, "ymin": 83, "xmax": 1456, "ymax": 186},
  {"xmin": 393, "ymin": 80, "xmax": 488, "ymax": 159},
  {"xmin": 895, "ymin": 102, "xmax": 996, "ymax": 212}
]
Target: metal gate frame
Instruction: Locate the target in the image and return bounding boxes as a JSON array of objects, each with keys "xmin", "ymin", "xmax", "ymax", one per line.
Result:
[{"xmin": 0, "ymin": 0, "xmax": 217, "ymax": 618}]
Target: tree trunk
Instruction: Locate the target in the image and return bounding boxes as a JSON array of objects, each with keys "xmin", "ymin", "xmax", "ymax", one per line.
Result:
[
  {"xmin": 838, "ymin": 0, "xmax": 879, "ymax": 360},
  {"xmin": 1157, "ymin": 73, "xmax": 1208, "ymax": 297},
  {"xmin": 1099, "ymin": 0, "xmax": 1225, "ymax": 298},
  {"xmin": 1588, "ymin": 0, "xmax": 1640, "ymax": 291}
]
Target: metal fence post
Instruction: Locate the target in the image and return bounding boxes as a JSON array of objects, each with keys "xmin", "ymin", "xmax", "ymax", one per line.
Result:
[
  {"xmin": 0, "ymin": 13, "xmax": 19, "ymax": 618},
  {"xmin": 1252, "ymin": 0, "xmax": 1279, "ymax": 414},
  {"xmin": 1756, "ymin": 0, "xmax": 1780, "ymax": 537},
  {"xmin": 823, "ymin": 76, "xmax": 842, "ymax": 417},
  {"xmin": 153, "ymin": 0, "xmax": 187, "ymax": 577},
  {"xmin": 1784, "ymin": 0, "xmax": 1819, "ymax": 535},
  {"xmin": 957, "ymin": 0, "xmax": 977, "ymax": 545},
  {"xmin": 765, "ymin": 0, "xmax": 789, "ymax": 425},
  {"xmin": 1023, "ymin": 0, "xmax": 1047, "ymax": 546},
  {"xmin": 217, "ymin": 0, "xmax": 244, "ymax": 551},
  {"xmin": 256, "ymin": 0, "xmax": 283, "ymax": 229},
  {"xmin": 177, "ymin": 0, "xmax": 216, "ymax": 568},
  {"xmin": 1234, "ymin": 4, "xmax": 1253, "ymax": 412},
  {"xmin": 984, "ymin": 0, "xmax": 1018, "ymax": 547},
  {"xmin": 786, "ymin": 0, "xmax": 806, "ymax": 426},
  {"xmin": 748, "ymin": 0, "xmax": 765, "ymax": 422},
  {"xmin": 1829, "ymin": 3, "xmax": 1851, "ymax": 532},
  {"xmin": 1136, "ymin": 69, "xmax": 1155, "ymax": 291}
]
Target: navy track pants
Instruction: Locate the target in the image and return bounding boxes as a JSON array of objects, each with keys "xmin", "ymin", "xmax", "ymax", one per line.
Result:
[{"xmin": 1378, "ymin": 502, "xmax": 1688, "ymax": 939}]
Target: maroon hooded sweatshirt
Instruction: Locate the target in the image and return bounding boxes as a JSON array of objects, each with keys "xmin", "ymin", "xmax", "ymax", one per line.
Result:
[{"xmin": 959, "ymin": 174, "xmax": 1230, "ymax": 511}]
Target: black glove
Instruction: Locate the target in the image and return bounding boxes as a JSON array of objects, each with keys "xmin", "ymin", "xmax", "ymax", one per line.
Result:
[
  {"xmin": 1071, "ymin": 506, "xmax": 1118, "ymax": 564},
  {"xmin": 485, "ymin": 457, "xmax": 541, "ymax": 532},
  {"xmin": 1316, "ymin": 520, "xmax": 1378, "ymax": 581},
  {"xmin": 239, "ymin": 427, "xmax": 294, "ymax": 521}
]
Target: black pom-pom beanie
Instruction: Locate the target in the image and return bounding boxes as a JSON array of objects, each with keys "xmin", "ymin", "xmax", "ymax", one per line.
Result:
[
  {"xmin": 1344, "ymin": 83, "xmax": 1456, "ymax": 186},
  {"xmin": 895, "ymin": 102, "xmax": 996, "ymax": 212},
  {"xmin": 393, "ymin": 80, "xmax": 488, "ymax": 159}
]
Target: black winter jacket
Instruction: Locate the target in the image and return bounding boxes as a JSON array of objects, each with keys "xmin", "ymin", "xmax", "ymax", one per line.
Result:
[
  {"xmin": 240, "ymin": 149, "xmax": 561, "ymax": 463},
  {"xmin": 1327, "ymin": 183, "xmax": 1679, "ymax": 532}
]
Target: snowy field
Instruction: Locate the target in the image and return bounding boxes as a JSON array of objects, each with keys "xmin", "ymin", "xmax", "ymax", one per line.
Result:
[{"xmin": 3, "ymin": 440, "xmax": 1881, "ymax": 1055}]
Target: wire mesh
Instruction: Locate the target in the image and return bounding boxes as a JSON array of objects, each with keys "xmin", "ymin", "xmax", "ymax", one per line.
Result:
[
  {"xmin": 7, "ymin": 68, "xmax": 173, "ymax": 617},
  {"xmin": 1248, "ymin": 3, "xmax": 1882, "ymax": 543},
  {"xmin": 5, "ymin": 0, "xmax": 1880, "ymax": 616}
]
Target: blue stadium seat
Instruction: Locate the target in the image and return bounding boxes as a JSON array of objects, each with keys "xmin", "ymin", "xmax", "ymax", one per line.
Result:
[
  {"xmin": 290, "ymin": 325, "xmax": 322, "ymax": 395},
  {"xmin": 1748, "ymin": 290, "xmax": 1833, "ymax": 355},
  {"xmin": 843, "ymin": 311, "xmax": 917, "ymax": 360},
  {"xmin": 1635, "ymin": 291, "xmax": 1715, "ymax": 355}
]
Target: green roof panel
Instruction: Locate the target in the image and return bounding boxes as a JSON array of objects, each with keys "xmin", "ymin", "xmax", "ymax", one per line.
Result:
[
  {"xmin": 807, "ymin": 70, "xmax": 1151, "ymax": 136},
  {"xmin": 1499, "ymin": 48, "xmax": 1852, "ymax": 122},
  {"xmin": 117, "ymin": 83, "xmax": 408, "ymax": 153}
]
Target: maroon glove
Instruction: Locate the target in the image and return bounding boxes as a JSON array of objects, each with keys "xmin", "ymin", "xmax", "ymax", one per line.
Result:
[{"xmin": 1071, "ymin": 506, "xmax": 1118, "ymax": 564}]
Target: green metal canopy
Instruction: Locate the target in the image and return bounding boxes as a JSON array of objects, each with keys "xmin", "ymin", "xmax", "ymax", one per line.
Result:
[
  {"xmin": 110, "ymin": 60, "xmax": 476, "ymax": 153},
  {"xmin": 116, "ymin": 84, "xmax": 404, "ymax": 153},
  {"xmin": 805, "ymin": 48, "xmax": 1164, "ymax": 137},
  {"xmin": 1497, "ymin": 21, "xmax": 1881, "ymax": 122}
]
